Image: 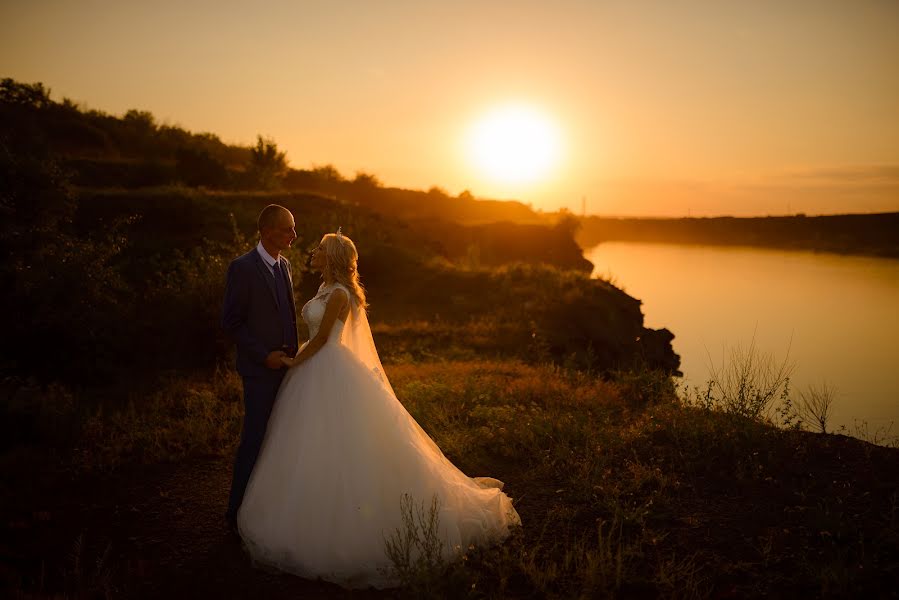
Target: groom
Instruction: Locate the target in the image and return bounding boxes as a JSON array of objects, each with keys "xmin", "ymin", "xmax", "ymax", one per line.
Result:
[{"xmin": 222, "ymin": 204, "xmax": 300, "ymax": 530}]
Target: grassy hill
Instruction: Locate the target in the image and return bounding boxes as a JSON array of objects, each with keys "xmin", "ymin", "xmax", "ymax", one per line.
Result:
[
  {"xmin": 4, "ymin": 353, "xmax": 897, "ymax": 598},
  {"xmin": 3, "ymin": 76, "xmax": 897, "ymax": 598},
  {"xmin": 0, "ymin": 76, "xmax": 678, "ymax": 386}
]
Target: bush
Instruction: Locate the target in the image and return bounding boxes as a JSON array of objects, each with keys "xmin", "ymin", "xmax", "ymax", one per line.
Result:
[
  {"xmin": 0, "ymin": 132, "xmax": 135, "ymax": 384},
  {"xmin": 383, "ymin": 494, "xmax": 456, "ymax": 594},
  {"xmin": 797, "ymin": 381, "xmax": 836, "ymax": 434},
  {"xmin": 685, "ymin": 338, "xmax": 794, "ymax": 421}
]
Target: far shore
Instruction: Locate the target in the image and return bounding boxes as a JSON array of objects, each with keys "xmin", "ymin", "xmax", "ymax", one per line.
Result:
[{"xmin": 575, "ymin": 212, "xmax": 899, "ymax": 259}]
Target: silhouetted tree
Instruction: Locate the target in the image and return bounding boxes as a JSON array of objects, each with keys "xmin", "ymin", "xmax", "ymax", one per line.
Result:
[
  {"xmin": 123, "ymin": 109, "xmax": 157, "ymax": 133},
  {"xmin": 346, "ymin": 171, "xmax": 382, "ymax": 203},
  {"xmin": 249, "ymin": 135, "xmax": 287, "ymax": 189},
  {"xmin": 353, "ymin": 171, "xmax": 381, "ymax": 188},
  {"xmin": 0, "ymin": 78, "xmax": 52, "ymax": 109},
  {"xmin": 312, "ymin": 164, "xmax": 345, "ymax": 183},
  {"xmin": 157, "ymin": 124, "xmax": 192, "ymax": 154},
  {"xmin": 427, "ymin": 186, "xmax": 449, "ymax": 199},
  {"xmin": 115, "ymin": 109, "xmax": 161, "ymax": 158}
]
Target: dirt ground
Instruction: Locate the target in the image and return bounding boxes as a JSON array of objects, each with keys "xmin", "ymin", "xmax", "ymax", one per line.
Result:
[
  {"xmin": 4, "ymin": 431, "xmax": 899, "ymax": 598},
  {"xmin": 3, "ymin": 457, "xmax": 390, "ymax": 598}
]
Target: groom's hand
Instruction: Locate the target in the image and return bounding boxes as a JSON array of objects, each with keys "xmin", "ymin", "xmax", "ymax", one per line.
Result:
[{"xmin": 264, "ymin": 351, "xmax": 287, "ymax": 369}]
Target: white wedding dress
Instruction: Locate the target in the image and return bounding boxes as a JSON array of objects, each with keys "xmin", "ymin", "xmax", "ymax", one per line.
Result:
[{"xmin": 237, "ymin": 282, "xmax": 521, "ymax": 589}]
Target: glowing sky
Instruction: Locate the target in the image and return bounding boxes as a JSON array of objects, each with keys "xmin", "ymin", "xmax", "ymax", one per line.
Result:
[{"xmin": 2, "ymin": 0, "xmax": 897, "ymax": 216}]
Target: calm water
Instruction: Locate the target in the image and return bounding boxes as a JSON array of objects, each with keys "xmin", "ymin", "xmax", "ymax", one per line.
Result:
[{"xmin": 586, "ymin": 242, "xmax": 899, "ymax": 439}]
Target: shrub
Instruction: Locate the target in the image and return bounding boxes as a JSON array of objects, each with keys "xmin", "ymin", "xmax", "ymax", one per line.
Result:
[
  {"xmin": 0, "ymin": 132, "xmax": 135, "ymax": 384},
  {"xmin": 383, "ymin": 494, "xmax": 455, "ymax": 594},
  {"xmin": 688, "ymin": 337, "xmax": 794, "ymax": 421},
  {"xmin": 797, "ymin": 382, "xmax": 836, "ymax": 434}
]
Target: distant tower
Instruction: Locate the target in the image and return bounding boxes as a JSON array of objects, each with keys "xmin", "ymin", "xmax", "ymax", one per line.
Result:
[{"xmin": 581, "ymin": 196, "xmax": 586, "ymax": 216}]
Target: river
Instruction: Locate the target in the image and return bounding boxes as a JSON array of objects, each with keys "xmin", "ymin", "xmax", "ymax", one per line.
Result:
[{"xmin": 586, "ymin": 242, "xmax": 899, "ymax": 441}]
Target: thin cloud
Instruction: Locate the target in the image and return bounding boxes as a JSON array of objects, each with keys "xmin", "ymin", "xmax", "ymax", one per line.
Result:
[{"xmin": 769, "ymin": 165, "xmax": 899, "ymax": 184}]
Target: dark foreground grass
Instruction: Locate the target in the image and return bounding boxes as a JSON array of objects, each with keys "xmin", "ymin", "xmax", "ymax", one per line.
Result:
[
  {"xmin": 3, "ymin": 359, "xmax": 898, "ymax": 598},
  {"xmin": 388, "ymin": 361, "xmax": 899, "ymax": 598}
]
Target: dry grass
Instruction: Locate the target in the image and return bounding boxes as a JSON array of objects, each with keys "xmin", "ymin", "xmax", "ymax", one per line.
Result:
[
  {"xmin": 74, "ymin": 368, "xmax": 243, "ymax": 471},
  {"xmin": 7, "ymin": 357, "xmax": 897, "ymax": 597}
]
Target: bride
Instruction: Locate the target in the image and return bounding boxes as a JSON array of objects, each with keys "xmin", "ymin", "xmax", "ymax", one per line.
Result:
[{"xmin": 237, "ymin": 229, "xmax": 521, "ymax": 589}]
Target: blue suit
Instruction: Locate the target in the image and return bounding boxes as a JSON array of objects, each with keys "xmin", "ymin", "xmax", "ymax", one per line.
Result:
[{"xmin": 222, "ymin": 247, "xmax": 299, "ymax": 520}]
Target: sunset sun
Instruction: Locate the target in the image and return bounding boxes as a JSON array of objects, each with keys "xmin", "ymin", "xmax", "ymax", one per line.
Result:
[{"xmin": 466, "ymin": 104, "xmax": 563, "ymax": 185}]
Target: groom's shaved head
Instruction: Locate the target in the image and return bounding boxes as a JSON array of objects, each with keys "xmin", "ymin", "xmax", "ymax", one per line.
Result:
[{"xmin": 258, "ymin": 204, "xmax": 291, "ymax": 232}]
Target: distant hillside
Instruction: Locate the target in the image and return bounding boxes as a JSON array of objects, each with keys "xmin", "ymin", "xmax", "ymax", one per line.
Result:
[
  {"xmin": 0, "ymin": 77, "xmax": 545, "ymax": 228},
  {"xmin": 408, "ymin": 216, "xmax": 591, "ymax": 272},
  {"xmin": 577, "ymin": 213, "xmax": 899, "ymax": 258},
  {"xmin": 2, "ymin": 77, "xmax": 684, "ymax": 384}
]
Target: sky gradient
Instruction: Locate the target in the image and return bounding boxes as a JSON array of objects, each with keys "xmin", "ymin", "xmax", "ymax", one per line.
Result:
[{"xmin": 2, "ymin": 0, "xmax": 898, "ymax": 216}]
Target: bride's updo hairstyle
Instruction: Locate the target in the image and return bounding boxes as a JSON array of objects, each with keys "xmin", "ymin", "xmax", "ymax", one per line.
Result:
[{"xmin": 320, "ymin": 231, "xmax": 367, "ymax": 309}]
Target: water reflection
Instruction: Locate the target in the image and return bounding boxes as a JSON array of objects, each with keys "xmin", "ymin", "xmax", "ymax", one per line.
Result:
[{"xmin": 587, "ymin": 242, "xmax": 899, "ymax": 438}]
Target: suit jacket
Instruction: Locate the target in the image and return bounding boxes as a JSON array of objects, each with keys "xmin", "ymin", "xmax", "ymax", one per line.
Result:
[{"xmin": 222, "ymin": 248, "xmax": 299, "ymax": 377}]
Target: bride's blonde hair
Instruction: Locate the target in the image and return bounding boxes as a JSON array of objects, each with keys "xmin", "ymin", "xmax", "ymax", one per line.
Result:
[{"xmin": 320, "ymin": 231, "xmax": 367, "ymax": 309}]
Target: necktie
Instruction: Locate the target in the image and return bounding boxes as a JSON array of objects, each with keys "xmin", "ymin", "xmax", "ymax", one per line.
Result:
[{"xmin": 272, "ymin": 259, "xmax": 298, "ymax": 351}]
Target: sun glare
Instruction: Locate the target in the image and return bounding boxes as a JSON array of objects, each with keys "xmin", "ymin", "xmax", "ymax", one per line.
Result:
[{"xmin": 466, "ymin": 104, "xmax": 562, "ymax": 185}]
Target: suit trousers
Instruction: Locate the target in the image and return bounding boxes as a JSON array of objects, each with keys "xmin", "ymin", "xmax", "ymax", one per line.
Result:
[{"xmin": 226, "ymin": 371, "xmax": 286, "ymax": 520}]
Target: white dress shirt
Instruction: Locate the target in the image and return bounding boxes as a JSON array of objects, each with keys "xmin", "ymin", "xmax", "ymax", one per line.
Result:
[{"xmin": 256, "ymin": 241, "xmax": 279, "ymax": 276}]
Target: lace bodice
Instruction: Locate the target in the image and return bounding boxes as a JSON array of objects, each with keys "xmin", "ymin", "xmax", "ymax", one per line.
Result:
[{"xmin": 301, "ymin": 283, "xmax": 348, "ymax": 343}]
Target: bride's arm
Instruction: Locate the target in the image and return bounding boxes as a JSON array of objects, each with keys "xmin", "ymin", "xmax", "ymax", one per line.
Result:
[{"xmin": 282, "ymin": 288, "xmax": 349, "ymax": 367}]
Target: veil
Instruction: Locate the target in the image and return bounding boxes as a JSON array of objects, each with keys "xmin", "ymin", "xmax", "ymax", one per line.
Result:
[
  {"xmin": 342, "ymin": 297, "xmax": 395, "ymax": 396},
  {"xmin": 340, "ymin": 287, "xmax": 503, "ymax": 487}
]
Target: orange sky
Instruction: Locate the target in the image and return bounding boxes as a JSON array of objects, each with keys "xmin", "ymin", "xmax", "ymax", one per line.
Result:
[{"xmin": 2, "ymin": 0, "xmax": 897, "ymax": 216}]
